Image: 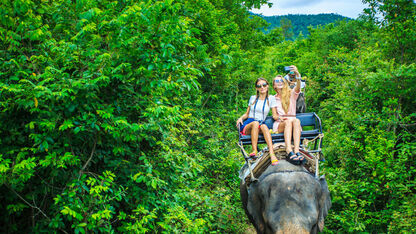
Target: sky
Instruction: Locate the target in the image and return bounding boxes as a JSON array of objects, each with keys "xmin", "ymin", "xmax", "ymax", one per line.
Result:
[{"xmin": 250, "ymin": 0, "xmax": 369, "ymax": 19}]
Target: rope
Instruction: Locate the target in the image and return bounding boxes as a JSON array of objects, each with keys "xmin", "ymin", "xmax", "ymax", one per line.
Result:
[
  {"xmin": 302, "ymin": 133, "xmax": 324, "ymax": 178},
  {"xmin": 237, "ymin": 141, "xmax": 250, "ymax": 160},
  {"xmin": 303, "ymin": 133, "xmax": 324, "ymax": 148}
]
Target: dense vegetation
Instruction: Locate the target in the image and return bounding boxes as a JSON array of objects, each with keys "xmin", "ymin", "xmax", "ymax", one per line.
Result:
[
  {"xmin": 1, "ymin": 0, "xmax": 415, "ymax": 233},
  {"xmin": 254, "ymin": 13, "xmax": 351, "ymax": 39}
]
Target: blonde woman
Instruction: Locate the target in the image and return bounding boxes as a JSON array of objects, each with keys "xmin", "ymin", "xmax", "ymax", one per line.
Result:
[
  {"xmin": 272, "ymin": 65, "xmax": 305, "ymax": 165},
  {"xmin": 236, "ymin": 78, "xmax": 280, "ymax": 165}
]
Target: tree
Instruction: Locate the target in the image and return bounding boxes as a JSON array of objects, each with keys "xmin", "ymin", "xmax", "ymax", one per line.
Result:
[
  {"xmin": 363, "ymin": 0, "xmax": 416, "ymax": 63},
  {"xmin": 280, "ymin": 18, "xmax": 294, "ymax": 40},
  {"xmin": 0, "ymin": 0, "xmax": 270, "ymax": 232}
]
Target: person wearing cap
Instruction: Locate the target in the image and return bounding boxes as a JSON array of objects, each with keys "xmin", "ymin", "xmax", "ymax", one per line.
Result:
[{"xmin": 284, "ymin": 65, "xmax": 305, "ymax": 89}]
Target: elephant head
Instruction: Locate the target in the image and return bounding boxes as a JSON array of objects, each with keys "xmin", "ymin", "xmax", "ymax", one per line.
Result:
[{"xmin": 240, "ymin": 160, "xmax": 331, "ymax": 234}]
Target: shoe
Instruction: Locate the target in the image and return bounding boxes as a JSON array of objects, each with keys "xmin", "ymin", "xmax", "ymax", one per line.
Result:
[
  {"xmin": 286, "ymin": 151, "xmax": 300, "ymax": 165},
  {"xmin": 249, "ymin": 152, "xmax": 257, "ymax": 158},
  {"xmin": 296, "ymin": 152, "xmax": 307, "ymax": 165},
  {"xmin": 270, "ymin": 154, "xmax": 278, "ymax": 166}
]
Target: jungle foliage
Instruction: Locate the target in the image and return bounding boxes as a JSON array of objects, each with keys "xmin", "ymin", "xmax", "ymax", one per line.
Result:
[{"xmin": 0, "ymin": 0, "xmax": 415, "ymax": 233}]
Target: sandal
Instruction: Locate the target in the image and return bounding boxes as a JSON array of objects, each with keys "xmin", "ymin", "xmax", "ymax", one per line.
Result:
[
  {"xmin": 249, "ymin": 151, "xmax": 257, "ymax": 158},
  {"xmin": 270, "ymin": 154, "xmax": 278, "ymax": 166},
  {"xmin": 286, "ymin": 151, "xmax": 300, "ymax": 165},
  {"xmin": 296, "ymin": 152, "xmax": 307, "ymax": 165}
]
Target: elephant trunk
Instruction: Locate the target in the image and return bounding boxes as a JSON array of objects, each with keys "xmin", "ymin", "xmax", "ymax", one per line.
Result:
[
  {"xmin": 269, "ymin": 219, "xmax": 310, "ymax": 234},
  {"xmin": 275, "ymin": 225, "xmax": 309, "ymax": 234}
]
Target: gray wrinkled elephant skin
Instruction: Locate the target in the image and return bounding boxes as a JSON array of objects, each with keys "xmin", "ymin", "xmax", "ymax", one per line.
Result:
[{"xmin": 240, "ymin": 160, "xmax": 331, "ymax": 234}]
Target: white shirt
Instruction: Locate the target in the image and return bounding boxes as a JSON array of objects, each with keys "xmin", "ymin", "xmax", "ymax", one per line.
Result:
[{"xmin": 247, "ymin": 95, "xmax": 277, "ymax": 121}]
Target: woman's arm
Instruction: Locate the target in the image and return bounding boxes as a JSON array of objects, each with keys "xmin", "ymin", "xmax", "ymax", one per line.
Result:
[
  {"xmin": 290, "ymin": 65, "xmax": 301, "ymax": 93},
  {"xmin": 272, "ymin": 107, "xmax": 279, "ymax": 121},
  {"xmin": 295, "ymin": 77, "xmax": 301, "ymax": 93},
  {"xmin": 236, "ymin": 106, "xmax": 250, "ymax": 126}
]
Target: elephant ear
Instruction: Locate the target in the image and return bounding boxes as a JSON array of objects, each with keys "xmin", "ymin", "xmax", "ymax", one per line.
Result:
[
  {"xmin": 240, "ymin": 181, "xmax": 257, "ymax": 227},
  {"xmin": 240, "ymin": 181, "xmax": 249, "ymax": 211},
  {"xmin": 318, "ymin": 175, "xmax": 332, "ymax": 232}
]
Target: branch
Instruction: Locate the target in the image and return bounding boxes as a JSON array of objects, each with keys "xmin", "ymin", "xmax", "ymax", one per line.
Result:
[
  {"xmin": 78, "ymin": 139, "xmax": 97, "ymax": 179},
  {"xmin": 7, "ymin": 185, "xmax": 50, "ymax": 221},
  {"xmin": 201, "ymin": 88, "xmax": 214, "ymax": 108},
  {"xmin": 7, "ymin": 185, "xmax": 69, "ymax": 234},
  {"xmin": 400, "ymin": 123, "xmax": 416, "ymax": 127}
]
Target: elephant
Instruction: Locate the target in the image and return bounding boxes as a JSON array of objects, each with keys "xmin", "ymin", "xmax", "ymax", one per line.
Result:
[
  {"xmin": 240, "ymin": 160, "xmax": 331, "ymax": 234},
  {"xmin": 296, "ymin": 92, "xmax": 306, "ymax": 113}
]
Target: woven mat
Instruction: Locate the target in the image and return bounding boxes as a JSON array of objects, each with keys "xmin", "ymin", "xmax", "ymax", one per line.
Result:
[{"xmin": 242, "ymin": 143, "xmax": 316, "ymax": 186}]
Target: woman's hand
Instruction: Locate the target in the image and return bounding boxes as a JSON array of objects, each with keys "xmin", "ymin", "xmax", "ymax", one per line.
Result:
[
  {"xmin": 290, "ymin": 65, "xmax": 300, "ymax": 77},
  {"xmin": 236, "ymin": 118, "xmax": 244, "ymax": 127}
]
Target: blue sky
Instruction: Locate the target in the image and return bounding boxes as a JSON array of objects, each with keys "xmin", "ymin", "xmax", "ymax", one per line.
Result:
[{"xmin": 250, "ymin": 0, "xmax": 369, "ymax": 19}]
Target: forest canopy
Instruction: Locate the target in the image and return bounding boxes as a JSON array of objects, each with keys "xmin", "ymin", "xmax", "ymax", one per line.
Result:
[
  {"xmin": 255, "ymin": 13, "xmax": 351, "ymax": 39},
  {"xmin": 0, "ymin": 0, "xmax": 415, "ymax": 233}
]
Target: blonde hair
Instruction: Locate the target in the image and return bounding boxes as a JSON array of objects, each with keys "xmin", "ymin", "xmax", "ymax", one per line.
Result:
[{"xmin": 273, "ymin": 75, "xmax": 291, "ymax": 114}]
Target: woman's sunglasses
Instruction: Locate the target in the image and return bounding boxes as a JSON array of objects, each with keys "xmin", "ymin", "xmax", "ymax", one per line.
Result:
[
  {"xmin": 274, "ymin": 79, "xmax": 284, "ymax": 83},
  {"xmin": 256, "ymin": 83, "xmax": 268, "ymax": 88}
]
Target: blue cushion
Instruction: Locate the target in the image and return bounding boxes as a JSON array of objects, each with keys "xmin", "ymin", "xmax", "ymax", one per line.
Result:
[{"xmin": 297, "ymin": 113, "xmax": 316, "ymax": 127}]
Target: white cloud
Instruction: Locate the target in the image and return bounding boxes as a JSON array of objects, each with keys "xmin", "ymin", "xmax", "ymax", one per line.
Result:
[{"xmin": 251, "ymin": 0, "xmax": 368, "ymax": 18}]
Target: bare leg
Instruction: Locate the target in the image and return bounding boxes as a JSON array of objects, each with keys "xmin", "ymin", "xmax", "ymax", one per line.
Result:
[
  {"xmin": 260, "ymin": 124, "xmax": 277, "ymax": 163},
  {"xmin": 277, "ymin": 121, "xmax": 286, "ymax": 133},
  {"xmin": 247, "ymin": 121, "xmax": 260, "ymax": 154},
  {"xmin": 292, "ymin": 119, "xmax": 301, "ymax": 153},
  {"xmin": 260, "ymin": 124, "xmax": 273, "ymax": 151},
  {"xmin": 284, "ymin": 119, "xmax": 293, "ymax": 153}
]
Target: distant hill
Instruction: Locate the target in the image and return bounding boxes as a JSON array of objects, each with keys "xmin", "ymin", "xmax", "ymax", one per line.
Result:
[{"xmin": 252, "ymin": 13, "xmax": 351, "ymax": 39}]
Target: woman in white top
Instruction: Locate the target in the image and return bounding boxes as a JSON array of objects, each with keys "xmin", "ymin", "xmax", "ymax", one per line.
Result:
[{"xmin": 236, "ymin": 78, "xmax": 279, "ymax": 165}]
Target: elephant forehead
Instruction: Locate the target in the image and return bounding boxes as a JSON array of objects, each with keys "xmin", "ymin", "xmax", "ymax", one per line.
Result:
[
  {"xmin": 256, "ymin": 174, "xmax": 320, "ymax": 230},
  {"xmin": 260, "ymin": 172, "xmax": 318, "ymax": 191},
  {"xmin": 258, "ymin": 173, "xmax": 320, "ymax": 205}
]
